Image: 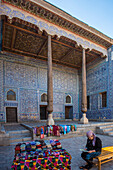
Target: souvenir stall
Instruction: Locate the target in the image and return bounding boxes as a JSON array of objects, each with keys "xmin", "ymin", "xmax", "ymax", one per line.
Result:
[
  {"xmin": 11, "ymin": 139, "xmax": 72, "ymax": 170},
  {"xmin": 34, "ymin": 125, "xmax": 77, "ymax": 138}
]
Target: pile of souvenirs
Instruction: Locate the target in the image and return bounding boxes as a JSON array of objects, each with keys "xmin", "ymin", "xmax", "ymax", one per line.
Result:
[
  {"xmin": 11, "ymin": 139, "xmax": 72, "ymax": 170},
  {"xmin": 34, "ymin": 124, "xmax": 77, "ymax": 138}
]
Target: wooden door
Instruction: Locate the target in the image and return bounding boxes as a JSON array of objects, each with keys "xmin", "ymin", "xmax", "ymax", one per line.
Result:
[
  {"xmin": 6, "ymin": 107, "xmax": 17, "ymax": 122},
  {"xmin": 65, "ymin": 106, "xmax": 73, "ymax": 119},
  {"xmin": 40, "ymin": 105, "xmax": 47, "ymax": 120}
]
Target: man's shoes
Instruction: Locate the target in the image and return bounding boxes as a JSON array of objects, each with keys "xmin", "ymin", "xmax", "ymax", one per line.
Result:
[
  {"xmin": 79, "ymin": 163, "xmax": 93, "ymax": 169},
  {"xmin": 79, "ymin": 165, "xmax": 86, "ymax": 169},
  {"xmin": 84, "ymin": 164, "xmax": 93, "ymax": 169}
]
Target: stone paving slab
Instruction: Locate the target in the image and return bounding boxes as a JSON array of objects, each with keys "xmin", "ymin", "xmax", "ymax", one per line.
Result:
[{"xmin": 0, "ymin": 134, "xmax": 113, "ymax": 170}]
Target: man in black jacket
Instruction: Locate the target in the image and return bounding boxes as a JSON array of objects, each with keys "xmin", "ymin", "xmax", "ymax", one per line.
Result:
[{"xmin": 79, "ymin": 130, "xmax": 102, "ymax": 170}]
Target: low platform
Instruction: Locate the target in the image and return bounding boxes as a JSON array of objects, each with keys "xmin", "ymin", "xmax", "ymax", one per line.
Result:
[{"xmin": 1, "ymin": 121, "xmax": 113, "ymax": 146}]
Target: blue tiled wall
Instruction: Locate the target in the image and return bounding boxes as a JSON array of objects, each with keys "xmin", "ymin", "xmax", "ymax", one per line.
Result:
[
  {"xmin": 82, "ymin": 46, "xmax": 113, "ymax": 120},
  {"xmin": 108, "ymin": 46, "xmax": 113, "ymax": 109},
  {"xmin": 0, "ymin": 52, "xmax": 79, "ymax": 122},
  {"xmin": 86, "ymin": 60, "xmax": 108, "ymax": 119},
  {"xmin": 2, "ymin": 45, "xmax": 113, "ymax": 122}
]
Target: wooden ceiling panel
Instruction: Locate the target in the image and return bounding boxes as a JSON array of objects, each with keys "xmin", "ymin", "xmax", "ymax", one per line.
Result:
[
  {"xmin": 14, "ymin": 30, "xmax": 45, "ymax": 54},
  {"xmin": 62, "ymin": 50, "xmax": 82, "ymax": 66},
  {"xmin": 39, "ymin": 43, "xmax": 48, "ymax": 57},
  {"xmin": 52, "ymin": 42, "xmax": 70, "ymax": 60},
  {"xmin": 86, "ymin": 55, "xmax": 96, "ymax": 64}
]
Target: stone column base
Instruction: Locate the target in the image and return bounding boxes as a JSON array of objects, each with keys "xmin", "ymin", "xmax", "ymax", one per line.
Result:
[
  {"xmin": 80, "ymin": 113, "xmax": 88, "ymax": 124},
  {"xmin": 47, "ymin": 114, "xmax": 55, "ymax": 125}
]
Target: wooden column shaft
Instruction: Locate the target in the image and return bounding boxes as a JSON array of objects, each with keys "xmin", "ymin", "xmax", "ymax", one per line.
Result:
[
  {"xmin": 82, "ymin": 48, "xmax": 87, "ymax": 113},
  {"xmin": 47, "ymin": 35, "xmax": 53, "ymax": 113}
]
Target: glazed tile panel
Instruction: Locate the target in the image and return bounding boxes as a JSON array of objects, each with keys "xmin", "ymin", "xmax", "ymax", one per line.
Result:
[
  {"xmin": 5, "ymin": 61, "xmax": 37, "ymax": 89},
  {"xmin": 19, "ymin": 88, "xmax": 38, "ymax": 121},
  {"xmin": 87, "ymin": 63, "xmax": 107, "ymax": 93}
]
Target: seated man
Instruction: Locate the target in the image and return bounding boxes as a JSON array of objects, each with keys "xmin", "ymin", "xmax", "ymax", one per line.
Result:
[{"xmin": 80, "ymin": 130, "xmax": 102, "ymax": 170}]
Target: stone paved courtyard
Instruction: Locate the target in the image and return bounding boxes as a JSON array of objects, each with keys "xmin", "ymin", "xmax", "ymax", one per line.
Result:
[{"xmin": 0, "ymin": 134, "xmax": 113, "ymax": 170}]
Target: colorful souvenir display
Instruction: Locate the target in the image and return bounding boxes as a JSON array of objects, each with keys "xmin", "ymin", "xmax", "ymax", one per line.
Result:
[
  {"xmin": 11, "ymin": 139, "xmax": 71, "ymax": 170},
  {"xmin": 34, "ymin": 124, "xmax": 77, "ymax": 137}
]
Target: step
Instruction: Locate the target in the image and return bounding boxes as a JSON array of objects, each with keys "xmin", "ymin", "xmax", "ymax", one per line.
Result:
[
  {"xmin": 104, "ymin": 131, "xmax": 113, "ymax": 135},
  {"xmin": 109, "ymin": 134, "xmax": 113, "ymax": 137},
  {"xmin": 4, "ymin": 123, "xmax": 19, "ymax": 125},
  {"xmin": 8, "ymin": 130, "xmax": 30, "ymax": 134},
  {"xmin": 107, "ymin": 131, "xmax": 113, "ymax": 135},
  {"xmin": 77, "ymin": 122, "xmax": 113, "ymax": 128},
  {"xmin": 97, "ymin": 124, "xmax": 113, "ymax": 129},
  {"xmin": 10, "ymin": 137, "xmax": 32, "ymax": 143},
  {"xmin": 103, "ymin": 127, "xmax": 113, "ymax": 132},
  {"xmin": 9, "ymin": 132, "xmax": 31, "ymax": 138},
  {"xmin": 11, "ymin": 140, "xmax": 33, "ymax": 145}
]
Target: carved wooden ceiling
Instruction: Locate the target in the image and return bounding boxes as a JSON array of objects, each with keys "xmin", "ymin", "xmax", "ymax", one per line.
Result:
[
  {"xmin": 2, "ymin": 0, "xmax": 113, "ymax": 48},
  {"xmin": 2, "ymin": 18, "xmax": 105, "ymax": 69}
]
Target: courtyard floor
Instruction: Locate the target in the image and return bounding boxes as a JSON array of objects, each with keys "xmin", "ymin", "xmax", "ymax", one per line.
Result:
[{"xmin": 0, "ymin": 134, "xmax": 113, "ymax": 170}]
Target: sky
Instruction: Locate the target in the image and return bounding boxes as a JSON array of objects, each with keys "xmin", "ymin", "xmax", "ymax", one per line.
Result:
[{"xmin": 45, "ymin": 0, "xmax": 113, "ymax": 39}]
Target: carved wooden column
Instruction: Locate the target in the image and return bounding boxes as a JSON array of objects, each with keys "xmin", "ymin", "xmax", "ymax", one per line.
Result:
[
  {"xmin": 47, "ymin": 35, "xmax": 54, "ymax": 125},
  {"xmin": 80, "ymin": 48, "xmax": 88, "ymax": 124}
]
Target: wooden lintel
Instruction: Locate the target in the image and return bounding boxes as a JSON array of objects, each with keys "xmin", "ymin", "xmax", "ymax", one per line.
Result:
[
  {"xmin": 2, "ymin": 49, "xmax": 80, "ymax": 69},
  {"xmin": 91, "ymin": 48, "xmax": 103, "ymax": 55},
  {"xmin": 3, "ymin": 45, "xmax": 38, "ymax": 57},
  {"xmin": 52, "ymin": 38, "xmax": 76, "ymax": 50},
  {"xmin": 3, "ymin": 46, "xmax": 80, "ymax": 68},
  {"xmin": 86, "ymin": 56, "xmax": 102, "ymax": 65},
  {"xmin": 4, "ymin": 22, "xmax": 46, "ymax": 40},
  {"xmin": 52, "ymin": 39, "xmax": 100, "ymax": 59},
  {"xmin": 38, "ymin": 54, "xmax": 80, "ymax": 68}
]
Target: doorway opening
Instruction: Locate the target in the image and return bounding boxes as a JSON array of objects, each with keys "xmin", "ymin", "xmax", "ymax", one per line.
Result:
[
  {"xmin": 40, "ymin": 105, "xmax": 47, "ymax": 120},
  {"xmin": 65, "ymin": 106, "xmax": 73, "ymax": 119},
  {"xmin": 6, "ymin": 107, "xmax": 17, "ymax": 122}
]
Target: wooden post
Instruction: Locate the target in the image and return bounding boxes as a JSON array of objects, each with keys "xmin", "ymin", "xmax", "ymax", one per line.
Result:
[
  {"xmin": 80, "ymin": 48, "xmax": 88, "ymax": 124},
  {"xmin": 47, "ymin": 35, "xmax": 54, "ymax": 125},
  {"xmin": 98, "ymin": 159, "xmax": 101, "ymax": 170}
]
